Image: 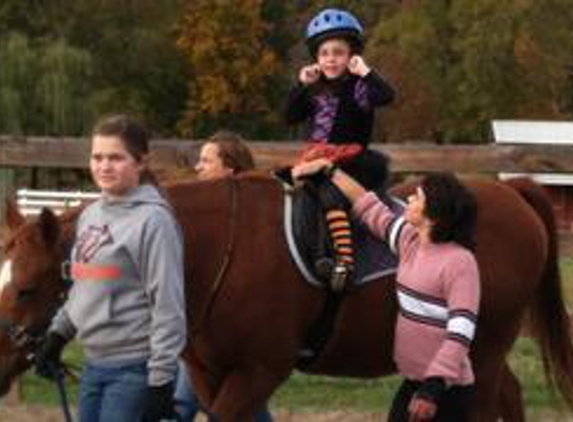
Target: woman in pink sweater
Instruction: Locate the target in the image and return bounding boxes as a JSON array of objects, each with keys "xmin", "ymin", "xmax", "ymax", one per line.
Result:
[{"xmin": 293, "ymin": 160, "xmax": 480, "ymax": 422}]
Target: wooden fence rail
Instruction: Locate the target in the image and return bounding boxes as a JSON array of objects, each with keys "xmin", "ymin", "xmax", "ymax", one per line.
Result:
[
  {"xmin": 1, "ymin": 135, "xmax": 573, "ymax": 227},
  {"xmin": 1, "ymin": 136, "xmax": 573, "ymax": 173}
]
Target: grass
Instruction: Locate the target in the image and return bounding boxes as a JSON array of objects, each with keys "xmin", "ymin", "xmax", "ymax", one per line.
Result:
[
  {"xmin": 18, "ymin": 257, "xmax": 573, "ymax": 413},
  {"xmin": 271, "ymin": 374, "xmax": 401, "ymax": 412},
  {"xmin": 21, "ymin": 342, "xmax": 83, "ymax": 405}
]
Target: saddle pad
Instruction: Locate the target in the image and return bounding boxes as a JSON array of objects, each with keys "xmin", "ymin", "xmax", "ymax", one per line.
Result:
[{"xmin": 284, "ymin": 185, "xmax": 402, "ymax": 288}]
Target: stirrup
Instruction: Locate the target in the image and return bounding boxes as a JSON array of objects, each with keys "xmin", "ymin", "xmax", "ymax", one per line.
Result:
[
  {"xmin": 330, "ymin": 263, "xmax": 352, "ymax": 292},
  {"xmin": 314, "ymin": 257, "xmax": 334, "ymax": 280}
]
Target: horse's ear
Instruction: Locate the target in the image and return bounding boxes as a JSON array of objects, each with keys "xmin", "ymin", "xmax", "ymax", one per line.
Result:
[
  {"xmin": 38, "ymin": 208, "xmax": 61, "ymax": 245},
  {"xmin": 5, "ymin": 199, "xmax": 25, "ymax": 230}
]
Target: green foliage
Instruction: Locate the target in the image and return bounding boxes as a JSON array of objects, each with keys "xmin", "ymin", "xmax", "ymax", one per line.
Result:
[
  {"xmin": 177, "ymin": 0, "xmax": 290, "ymax": 138},
  {"xmin": 0, "ymin": 34, "xmax": 33, "ymax": 134},
  {"xmin": 0, "ymin": 34, "xmax": 94, "ymax": 135},
  {"xmin": 1, "ymin": 0, "xmax": 573, "ymax": 141},
  {"xmin": 37, "ymin": 39, "xmax": 94, "ymax": 135},
  {"xmin": 62, "ymin": 0, "xmax": 188, "ymax": 135},
  {"xmin": 0, "ymin": 1, "xmax": 186, "ymax": 136},
  {"xmin": 372, "ymin": 0, "xmax": 573, "ymax": 143}
]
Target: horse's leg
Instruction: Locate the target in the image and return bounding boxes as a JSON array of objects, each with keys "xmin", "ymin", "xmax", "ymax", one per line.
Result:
[
  {"xmin": 187, "ymin": 352, "xmax": 219, "ymax": 413},
  {"xmin": 474, "ymin": 360, "xmax": 525, "ymax": 422},
  {"xmin": 470, "ymin": 329, "xmax": 522, "ymax": 421},
  {"xmin": 471, "ymin": 358, "xmax": 504, "ymax": 421},
  {"xmin": 210, "ymin": 367, "xmax": 287, "ymax": 422},
  {"xmin": 498, "ymin": 362, "xmax": 525, "ymax": 422}
]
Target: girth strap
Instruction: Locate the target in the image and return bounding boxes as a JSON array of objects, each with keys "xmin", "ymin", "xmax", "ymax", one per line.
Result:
[{"xmin": 296, "ymin": 290, "xmax": 345, "ymax": 370}]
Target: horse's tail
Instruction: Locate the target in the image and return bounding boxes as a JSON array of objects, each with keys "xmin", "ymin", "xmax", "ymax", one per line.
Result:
[{"xmin": 507, "ymin": 177, "xmax": 573, "ymax": 408}]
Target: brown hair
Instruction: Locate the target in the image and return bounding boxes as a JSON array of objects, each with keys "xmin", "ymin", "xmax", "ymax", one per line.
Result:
[
  {"xmin": 92, "ymin": 114, "xmax": 157, "ymax": 185},
  {"xmin": 206, "ymin": 130, "xmax": 255, "ymax": 174}
]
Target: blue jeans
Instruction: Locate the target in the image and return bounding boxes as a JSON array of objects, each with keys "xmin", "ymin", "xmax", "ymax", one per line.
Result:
[
  {"xmin": 175, "ymin": 360, "xmax": 273, "ymax": 421},
  {"xmin": 79, "ymin": 361, "xmax": 149, "ymax": 422}
]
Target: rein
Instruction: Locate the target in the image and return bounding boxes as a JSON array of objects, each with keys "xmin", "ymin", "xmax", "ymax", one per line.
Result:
[
  {"xmin": 191, "ymin": 179, "xmax": 239, "ymax": 335},
  {"xmin": 53, "ymin": 365, "xmax": 74, "ymax": 422}
]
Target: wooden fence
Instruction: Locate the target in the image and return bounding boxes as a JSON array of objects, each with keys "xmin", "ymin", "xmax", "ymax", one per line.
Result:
[
  {"xmin": 1, "ymin": 135, "xmax": 573, "ymax": 224},
  {"xmin": 1, "ymin": 136, "xmax": 573, "ymax": 172}
]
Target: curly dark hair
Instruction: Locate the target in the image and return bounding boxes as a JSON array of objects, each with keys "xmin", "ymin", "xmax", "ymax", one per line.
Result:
[{"xmin": 421, "ymin": 172, "xmax": 478, "ymax": 251}]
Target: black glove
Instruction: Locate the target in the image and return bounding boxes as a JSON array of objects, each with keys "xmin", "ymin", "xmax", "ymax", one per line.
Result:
[
  {"xmin": 35, "ymin": 332, "xmax": 68, "ymax": 379},
  {"xmin": 143, "ymin": 381, "xmax": 176, "ymax": 421},
  {"xmin": 415, "ymin": 376, "xmax": 447, "ymax": 404}
]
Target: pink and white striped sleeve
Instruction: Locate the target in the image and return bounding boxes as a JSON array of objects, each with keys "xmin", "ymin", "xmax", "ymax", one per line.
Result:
[
  {"xmin": 353, "ymin": 192, "xmax": 417, "ymax": 257},
  {"xmin": 424, "ymin": 252, "xmax": 480, "ymax": 383}
]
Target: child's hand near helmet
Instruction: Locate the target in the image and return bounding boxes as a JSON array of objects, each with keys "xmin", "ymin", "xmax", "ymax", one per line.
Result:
[
  {"xmin": 348, "ymin": 55, "xmax": 371, "ymax": 78},
  {"xmin": 299, "ymin": 64, "xmax": 321, "ymax": 85}
]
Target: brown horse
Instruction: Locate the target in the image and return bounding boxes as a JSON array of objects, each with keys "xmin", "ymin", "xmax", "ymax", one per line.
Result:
[{"xmin": 0, "ymin": 175, "xmax": 572, "ymax": 421}]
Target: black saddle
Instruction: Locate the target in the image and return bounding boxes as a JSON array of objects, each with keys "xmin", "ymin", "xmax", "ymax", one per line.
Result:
[{"xmin": 285, "ymin": 183, "xmax": 402, "ymax": 288}]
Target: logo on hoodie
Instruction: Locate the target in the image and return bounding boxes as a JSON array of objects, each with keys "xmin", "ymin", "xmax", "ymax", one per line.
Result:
[{"xmin": 74, "ymin": 224, "xmax": 114, "ymax": 263}]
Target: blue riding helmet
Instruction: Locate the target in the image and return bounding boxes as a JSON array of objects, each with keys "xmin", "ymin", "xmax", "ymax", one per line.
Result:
[{"xmin": 306, "ymin": 8, "xmax": 364, "ymax": 57}]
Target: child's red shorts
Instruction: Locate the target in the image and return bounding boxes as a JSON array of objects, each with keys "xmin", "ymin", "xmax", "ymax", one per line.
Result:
[{"xmin": 297, "ymin": 141, "xmax": 363, "ymax": 165}]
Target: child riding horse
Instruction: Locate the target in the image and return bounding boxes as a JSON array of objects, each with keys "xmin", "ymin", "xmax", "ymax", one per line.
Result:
[{"xmin": 284, "ymin": 8, "xmax": 395, "ymax": 290}]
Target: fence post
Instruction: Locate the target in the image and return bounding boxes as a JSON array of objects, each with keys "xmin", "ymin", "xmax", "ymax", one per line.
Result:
[{"xmin": 0, "ymin": 168, "xmax": 15, "ymax": 226}]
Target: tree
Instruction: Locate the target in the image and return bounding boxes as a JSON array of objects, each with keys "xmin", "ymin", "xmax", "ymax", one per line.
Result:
[
  {"xmin": 371, "ymin": 0, "xmax": 573, "ymax": 143},
  {"xmin": 62, "ymin": 0, "xmax": 187, "ymax": 135},
  {"xmin": 37, "ymin": 39, "xmax": 94, "ymax": 135},
  {"xmin": 0, "ymin": 34, "xmax": 94, "ymax": 135},
  {"xmin": 177, "ymin": 0, "xmax": 289, "ymax": 138},
  {"xmin": 0, "ymin": 0, "xmax": 188, "ymax": 136},
  {"xmin": 0, "ymin": 34, "xmax": 34, "ymax": 134}
]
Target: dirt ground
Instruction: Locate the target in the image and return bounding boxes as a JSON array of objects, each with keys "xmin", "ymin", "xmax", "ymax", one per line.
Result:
[
  {"xmin": 2, "ymin": 406, "xmax": 573, "ymax": 421},
  {"xmin": 0, "ymin": 406, "xmax": 386, "ymax": 421}
]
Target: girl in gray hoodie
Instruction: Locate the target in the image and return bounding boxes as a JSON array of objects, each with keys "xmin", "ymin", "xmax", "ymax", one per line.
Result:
[{"xmin": 36, "ymin": 115, "xmax": 186, "ymax": 422}]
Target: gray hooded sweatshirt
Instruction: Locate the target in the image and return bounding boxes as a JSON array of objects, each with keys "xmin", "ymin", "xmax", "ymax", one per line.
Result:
[{"xmin": 51, "ymin": 184, "xmax": 186, "ymax": 386}]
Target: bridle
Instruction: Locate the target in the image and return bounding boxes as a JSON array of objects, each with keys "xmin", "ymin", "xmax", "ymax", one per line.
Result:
[
  {"xmin": 0, "ymin": 256, "xmax": 74, "ymax": 422},
  {"xmin": 0, "ymin": 317, "xmax": 43, "ymax": 362},
  {"xmin": 0, "ymin": 247, "xmax": 73, "ymax": 362}
]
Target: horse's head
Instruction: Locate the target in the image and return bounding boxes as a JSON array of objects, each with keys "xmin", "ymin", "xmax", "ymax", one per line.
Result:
[{"xmin": 0, "ymin": 202, "xmax": 69, "ymax": 396}]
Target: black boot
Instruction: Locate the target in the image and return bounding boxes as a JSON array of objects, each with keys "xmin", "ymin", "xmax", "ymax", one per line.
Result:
[
  {"xmin": 331, "ymin": 260, "xmax": 354, "ymax": 292},
  {"xmin": 325, "ymin": 208, "xmax": 355, "ymax": 292},
  {"xmin": 314, "ymin": 256, "xmax": 335, "ymax": 280},
  {"xmin": 273, "ymin": 166, "xmax": 294, "ymax": 186}
]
